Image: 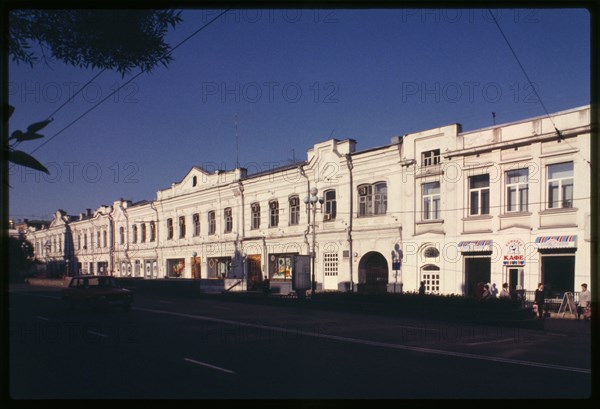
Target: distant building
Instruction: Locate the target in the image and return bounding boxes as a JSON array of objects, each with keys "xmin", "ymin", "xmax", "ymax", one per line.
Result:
[{"xmin": 26, "ymin": 105, "xmax": 591, "ymax": 296}]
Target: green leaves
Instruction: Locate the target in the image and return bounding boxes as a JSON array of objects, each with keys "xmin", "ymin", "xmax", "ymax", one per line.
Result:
[{"xmin": 9, "ymin": 118, "xmax": 53, "ymax": 142}]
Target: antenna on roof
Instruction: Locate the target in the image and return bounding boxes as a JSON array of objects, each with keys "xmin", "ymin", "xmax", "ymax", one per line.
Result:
[
  {"xmin": 329, "ymin": 129, "xmax": 335, "ymax": 139},
  {"xmin": 492, "ymin": 112, "xmax": 496, "ymax": 125}
]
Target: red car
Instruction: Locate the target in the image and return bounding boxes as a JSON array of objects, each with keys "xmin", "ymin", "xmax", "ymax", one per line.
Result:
[{"xmin": 62, "ymin": 275, "xmax": 133, "ymax": 311}]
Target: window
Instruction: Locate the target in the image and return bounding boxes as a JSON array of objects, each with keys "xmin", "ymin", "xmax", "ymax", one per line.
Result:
[
  {"xmin": 269, "ymin": 200, "xmax": 279, "ymax": 227},
  {"xmin": 193, "ymin": 213, "xmax": 200, "ymax": 236},
  {"xmin": 77, "ymin": 234, "xmax": 81, "ymax": 250},
  {"xmin": 132, "ymin": 225, "xmax": 138, "ymax": 243},
  {"xmin": 547, "ymin": 162, "xmax": 573, "ymax": 209},
  {"xmin": 167, "ymin": 218, "xmax": 173, "ymax": 240},
  {"xmin": 251, "ymin": 203, "xmax": 260, "ymax": 230},
  {"xmin": 422, "ymin": 265, "xmax": 440, "ymax": 293},
  {"xmin": 208, "ymin": 211, "xmax": 216, "ymax": 235},
  {"xmin": 192, "ymin": 175, "xmax": 198, "ymax": 187},
  {"xmin": 422, "ymin": 182, "xmax": 441, "ymax": 220},
  {"xmin": 89, "ymin": 233, "xmax": 93, "ymax": 249},
  {"xmin": 119, "ymin": 227, "xmax": 124, "ymax": 245},
  {"xmin": 469, "ymin": 174, "xmax": 490, "ymax": 216},
  {"xmin": 422, "ymin": 149, "xmax": 441, "ymax": 167},
  {"xmin": 358, "ymin": 182, "xmax": 387, "ymax": 217},
  {"xmin": 150, "ymin": 221, "xmax": 156, "ymax": 242},
  {"xmin": 324, "ymin": 252, "xmax": 339, "ymax": 276},
  {"xmin": 84, "ymin": 233, "xmax": 88, "ymax": 250},
  {"xmin": 324, "ymin": 190, "xmax": 336, "ymax": 220},
  {"xmin": 224, "ymin": 208, "xmax": 232, "ymax": 233},
  {"xmin": 289, "ymin": 196, "xmax": 300, "ymax": 225},
  {"xmin": 506, "ymin": 169, "xmax": 529, "ymax": 212},
  {"xmin": 97, "ymin": 231, "xmax": 101, "ymax": 249},
  {"xmin": 141, "ymin": 223, "xmax": 146, "ymax": 243},
  {"xmin": 179, "ymin": 216, "xmax": 186, "ymax": 238},
  {"xmin": 424, "ymin": 247, "xmax": 440, "ymax": 258},
  {"xmin": 103, "ymin": 230, "xmax": 107, "ymax": 248}
]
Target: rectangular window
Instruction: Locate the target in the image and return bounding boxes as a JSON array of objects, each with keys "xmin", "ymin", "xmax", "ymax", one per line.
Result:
[
  {"xmin": 324, "ymin": 190, "xmax": 337, "ymax": 220},
  {"xmin": 506, "ymin": 169, "xmax": 529, "ymax": 212},
  {"xmin": 167, "ymin": 218, "xmax": 173, "ymax": 240},
  {"xmin": 269, "ymin": 201, "xmax": 279, "ymax": 227},
  {"xmin": 374, "ymin": 183, "xmax": 387, "ymax": 215},
  {"xmin": 359, "ymin": 183, "xmax": 387, "ymax": 216},
  {"xmin": 141, "ymin": 223, "xmax": 146, "ymax": 243},
  {"xmin": 150, "ymin": 222, "xmax": 156, "ymax": 242},
  {"xmin": 224, "ymin": 207, "xmax": 232, "ymax": 233},
  {"xmin": 251, "ymin": 203, "xmax": 260, "ymax": 229},
  {"xmin": 78, "ymin": 235, "xmax": 81, "ymax": 250},
  {"xmin": 324, "ymin": 252, "xmax": 339, "ymax": 276},
  {"xmin": 289, "ymin": 197, "xmax": 300, "ymax": 225},
  {"xmin": 208, "ymin": 211, "xmax": 216, "ymax": 235},
  {"xmin": 103, "ymin": 230, "xmax": 107, "ymax": 248},
  {"xmin": 422, "ymin": 149, "xmax": 441, "ymax": 167},
  {"xmin": 132, "ymin": 225, "xmax": 137, "ymax": 243},
  {"xmin": 193, "ymin": 213, "xmax": 200, "ymax": 236},
  {"xmin": 423, "ymin": 272, "xmax": 440, "ymax": 293},
  {"xmin": 469, "ymin": 174, "xmax": 490, "ymax": 216},
  {"xmin": 358, "ymin": 185, "xmax": 372, "ymax": 216},
  {"xmin": 97, "ymin": 231, "xmax": 101, "ymax": 249},
  {"xmin": 547, "ymin": 162, "xmax": 574, "ymax": 209},
  {"xmin": 422, "ymin": 182, "xmax": 441, "ymax": 220},
  {"xmin": 272, "ymin": 254, "xmax": 292, "ymax": 280},
  {"xmin": 179, "ymin": 216, "xmax": 186, "ymax": 238}
]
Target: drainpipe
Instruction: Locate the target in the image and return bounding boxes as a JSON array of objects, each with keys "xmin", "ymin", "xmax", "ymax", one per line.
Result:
[
  {"xmin": 299, "ymin": 165, "xmax": 311, "ymax": 255},
  {"xmin": 108, "ymin": 212, "xmax": 114, "ymax": 275},
  {"xmin": 345, "ymin": 153, "xmax": 354, "ymax": 292},
  {"xmin": 237, "ymin": 179, "xmax": 245, "ymax": 280},
  {"xmin": 119, "ymin": 200, "xmax": 130, "ymax": 276},
  {"xmin": 150, "ymin": 200, "xmax": 160, "ymax": 278}
]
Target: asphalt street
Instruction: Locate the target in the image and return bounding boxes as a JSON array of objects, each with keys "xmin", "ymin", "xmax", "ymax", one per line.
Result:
[{"xmin": 8, "ymin": 284, "xmax": 592, "ymax": 399}]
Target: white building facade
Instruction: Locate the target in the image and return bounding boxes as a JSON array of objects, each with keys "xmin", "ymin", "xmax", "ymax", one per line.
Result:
[{"xmin": 26, "ymin": 106, "xmax": 591, "ymax": 297}]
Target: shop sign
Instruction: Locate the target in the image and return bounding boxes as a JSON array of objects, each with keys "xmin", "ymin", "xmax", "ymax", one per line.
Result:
[{"xmin": 503, "ymin": 239, "xmax": 525, "ymax": 266}]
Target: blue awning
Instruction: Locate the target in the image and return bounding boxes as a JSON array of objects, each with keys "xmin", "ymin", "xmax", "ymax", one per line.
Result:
[
  {"xmin": 458, "ymin": 240, "xmax": 492, "ymax": 252},
  {"xmin": 535, "ymin": 235, "xmax": 577, "ymax": 249}
]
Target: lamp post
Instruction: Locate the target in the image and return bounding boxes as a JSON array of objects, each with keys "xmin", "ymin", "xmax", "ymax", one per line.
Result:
[
  {"xmin": 303, "ymin": 187, "xmax": 324, "ymax": 296},
  {"xmin": 192, "ymin": 251, "xmax": 198, "ymax": 279}
]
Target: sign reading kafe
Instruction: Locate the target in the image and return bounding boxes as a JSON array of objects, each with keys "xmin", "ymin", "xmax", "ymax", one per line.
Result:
[{"xmin": 503, "ymin": 239, "xmax": 525, "ymax": 265}]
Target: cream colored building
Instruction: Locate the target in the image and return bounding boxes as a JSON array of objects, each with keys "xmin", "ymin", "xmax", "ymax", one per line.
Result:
[{"xmin": 27, "ymin": 105, "xmax": 591, "ymax": 297}]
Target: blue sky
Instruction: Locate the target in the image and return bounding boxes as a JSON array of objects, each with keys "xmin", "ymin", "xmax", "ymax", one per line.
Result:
[{"xmin": 8, "ymin": 8, "xmax": 590, "ymax": 221}]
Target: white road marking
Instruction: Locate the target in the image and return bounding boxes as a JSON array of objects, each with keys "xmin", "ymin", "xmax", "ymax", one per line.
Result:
[
  {"xmin": 135, "ymin": 306, "xmax": 591, "ymax": 375},
  {"xmin": 184, "ymin": 358, "xmax": 236, "ymax": 374},
  {"xmin": 87, "ymin": 330, "xmax": 109, "ymax": 338},
  {"xmin": 36, "ymin": 316, "xmax": 49, "ymax": 321},
  {"xmin": 465, "ymin": 338, "xmax": 516, "ymax": 346}
]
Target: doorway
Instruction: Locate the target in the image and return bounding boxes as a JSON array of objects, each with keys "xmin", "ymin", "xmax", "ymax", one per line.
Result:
[
  {"xmin": 358, "ymin": 251, "xmax": 388, "ymax": 294},
  {"xmin": 464, "ymin": 256, "xmax": 491, "ymax": 296}
]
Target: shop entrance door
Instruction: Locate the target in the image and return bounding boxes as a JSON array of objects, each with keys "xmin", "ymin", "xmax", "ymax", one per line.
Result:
[
  {"xmin": 247, "ymin": 255, "xmax": 262, "ymax": 290},
  {"xmin": 464, "ymin": 257, "xmax": 491, "ymax": 296}
]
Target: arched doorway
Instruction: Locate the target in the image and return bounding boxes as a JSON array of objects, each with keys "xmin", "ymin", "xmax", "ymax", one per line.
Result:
[{"xmin": 358, "ymin": 251, "xmax": 388, "ymax": 293}]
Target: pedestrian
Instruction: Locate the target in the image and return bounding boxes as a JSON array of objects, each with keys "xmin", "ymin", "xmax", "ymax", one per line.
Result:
[
  {"xmin": 534, "ymin": 283, "xmax": 545, "ymax": 319},
  {"xmin": 490, "ymin": 283, "xmax": 498, "ymax": 298},
  {"xmin": 475, "ymin": 282, "xmax": 484, "ymax": 299},
  {"xmin": 499, "ymin": 283, "xmax": 510, "ymax": 299},
  {"xmin": 577, "ymin": 283, "xmax": 591, "ymax": 321},
  {"xmin": 262, "ymin": 275, "xmax": 270, "ymax": 296},
  {"xmin": 418, "ymin": 281, "xmax": 425, "ymax": 295},
  {"xmin": 481, "ymin": 284, "xmax": 491, "ymax": 300}
]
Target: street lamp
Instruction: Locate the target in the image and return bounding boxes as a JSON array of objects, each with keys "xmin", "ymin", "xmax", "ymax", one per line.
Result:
[{"xmin": 303, "ymin": 187, "xmax": 324, "ymax": 296}]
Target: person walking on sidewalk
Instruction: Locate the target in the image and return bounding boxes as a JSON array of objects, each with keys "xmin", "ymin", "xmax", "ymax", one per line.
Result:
[
  {"xmin": 534, "ymin": 283, "xmax": 545, "ymax": 319},
  {"xmin": 499, "ymin": 283, "xmax": 510, "ymax": 299},
  {"xmin": 577, "ymin": 283, "xmax": 591, "ymax": 321}
]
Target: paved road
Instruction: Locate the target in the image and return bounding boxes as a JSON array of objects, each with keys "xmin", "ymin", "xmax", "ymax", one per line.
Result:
[{"xmin": 8, "ymin": 285, "xmax": 592, "ymax": 399}]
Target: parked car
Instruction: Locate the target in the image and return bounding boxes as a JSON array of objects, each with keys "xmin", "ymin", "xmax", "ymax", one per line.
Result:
[{"xmin": 62, "ymin": 275, "xmax": 133, "ymax": 311}]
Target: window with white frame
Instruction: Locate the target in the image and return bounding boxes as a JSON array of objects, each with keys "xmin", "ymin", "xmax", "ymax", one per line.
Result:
[
  {"xmin": 289, "ymin": 196, "xmax": 300, "ymax": 225},
  {"xmin": 506, "ymin": 168, "xmax": 529, "ymax": 212},
  {"xmin": 251, "ymin": 203, "xmax": 260, "ymax": 230},
  {"xmin": 167, "ymin": 218, "xmax": 173, "ymax": 240},
  {"xmin": 193, "ymin": 213, "xmax": 200, "ymax": 236},
  {"xmin": 324, "ymin": 190, "xmax": 336, "ymax": 220},
  {"xmin": 224, "ymin": 207, "xmax": 233, "ymax": 233},
  {"xmin": 96, "ymin": 231, "xmax": 100, "ymax": 249},
  {"xmin": 269, "ymin": 200, "xmax": 279, "ymax": 227},
  {"xmin": 547, "ymin": 162, "xmax": 574, "ymax": 209},
  {"xmin": 150, "ymin": 221, "xmax": 156, "ymax": 242},
  {"xmin": 179, "ymin": 216, "xmax": 186, "ymax": 238},
  {"xmin": 421, "ymin": 265, "xmax": 440, "ymax": 293},
  {"xmin": 208, "ymin": 211, "xmax": 216, "ymax": 235},
  {"xmin": 84, "ymin": 233, "xmax": 88, "ymax": 250},
  {"xmin": 422, "ymin": 149, "xmax": 441, "ymax": 167},
  {"xmin": 119, "ymin": 227, "xmax": 124, "ymax": 245},
  {"xmin": 132, "ymin": 225, "xmax": 138, "ymax": 243},
  {"xmin": 358, "ymin": 182, "xmax": 387, "ymax": 216},
  {"xmin": 103, "ymin": 230, "xmax": 107, "ymax": 248},
  {"xmin": 141, "ymin": 223, "xmax": 146, "ymax": 243},
  {"xmin": 469, "ymin": 174, "xmax": 490, "ymax": 216},
  {"xmin": 422, "ymin": 181, "xmax": 441, "ymax": 220},
  {"xmin": 89, "ymin": 233, "xmax": 93, "ymax": 249},
  {"xmin": 324, "ymin": 252, "xmax": 339, "ymax": 276}
]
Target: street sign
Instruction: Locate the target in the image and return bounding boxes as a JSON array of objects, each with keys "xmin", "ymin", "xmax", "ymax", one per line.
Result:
[{"xmin": 292, "ymin": 255, "xmax": 311, "ymax": 291}]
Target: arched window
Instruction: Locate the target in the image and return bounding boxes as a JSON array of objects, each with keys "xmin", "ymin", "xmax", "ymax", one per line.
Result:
[
  {"xmin": 289, "ymin": 196, "xmax": 299, "ymax": 225},
  {"xmin": 421, "ymin": 264, "xmax": 440, "ymax": 293},
  {"xmin": 251, "ymin": 203, "xmax": 260, "ymax": 229},
  {"xmin": 424, "ymin": 247, "xmax": 440, "ymax": 258}
]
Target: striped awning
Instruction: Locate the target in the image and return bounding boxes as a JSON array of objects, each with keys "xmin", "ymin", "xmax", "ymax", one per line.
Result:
[
  {"xmin": 535, "ymin": 235, "xmax": 577, "ymax": 249},
  {"xmin": 458, "ymin": 240, "xmax": 492, "ymax": 252}
]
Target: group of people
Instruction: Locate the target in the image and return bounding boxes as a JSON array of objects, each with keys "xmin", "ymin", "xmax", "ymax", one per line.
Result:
[
  {"xmin": 534, "ymin": 282, "xmax": 591, "ymax": 320},
  {"xmin": 474, "ymin": 282, "xmax": 510, "ymax": 300}
]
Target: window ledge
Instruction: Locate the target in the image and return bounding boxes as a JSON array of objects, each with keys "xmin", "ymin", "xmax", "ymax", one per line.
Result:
[
  {"xmin": 498, "ymin": 212, "xmax": 532, "ymax": 219},
  {"xmin": 462, "ymin": 215, "xmax": 493, "ymax": 221},
  {"xmin": 416, "ymin": 219, "xmax": 444, "ymax": 225},
  {"xmin": 356, "ymin": 213, "xmax": 388, "ymax": 219},
  {"xmin": 539, "ymin": 207, "xmax": 578, "ymax": 215}
]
